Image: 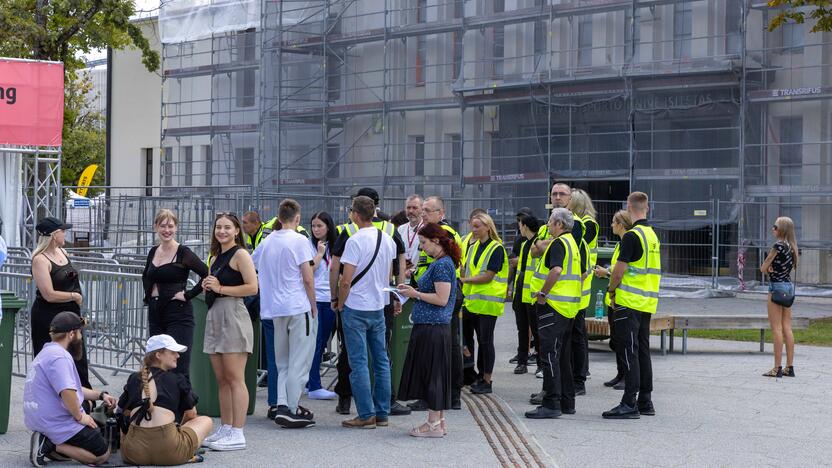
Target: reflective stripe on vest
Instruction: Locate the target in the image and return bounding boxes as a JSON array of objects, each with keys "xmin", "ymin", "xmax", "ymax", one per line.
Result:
[
  {"xmin": 580, "ymin": 215, "xmax": 599, "ymax": 267},
  {"xmin": 462, "ymin": 239, "xmax": 508, "ymax": 316},
  {"xmin": 604, "ymin": 243, "xmax": 621, "ymax": 308},
  {"xmin": 529, "ymin": 234, "xmax": 582, "ymax": 318},
  {"xmin": 615, "ymin": 225, "xmax": 662, "ymax": 314},
  {"xmin": 513, "ymin": 238, "xmax": 538, "ymax": 305}
]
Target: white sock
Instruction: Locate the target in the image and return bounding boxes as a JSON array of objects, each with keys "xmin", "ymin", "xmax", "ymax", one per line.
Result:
[{"xmin": 232, "ymin": 427, "xmax": 244, "ymax": 438}]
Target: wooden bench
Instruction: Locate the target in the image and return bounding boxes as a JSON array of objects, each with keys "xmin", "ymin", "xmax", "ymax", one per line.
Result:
[
  {"xmin": 585, "ymin": 316, "xmax": 675, "ymax": 355},
  {"xmin": 671, "ymin": 314, "xmax": 811, "ymax": 354}
]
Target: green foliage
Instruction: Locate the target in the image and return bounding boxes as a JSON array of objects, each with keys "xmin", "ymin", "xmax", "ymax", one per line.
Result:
[
  {"xmin": 0, "ymin": 0, "xmax": 159, "ymax": 74},
  {"xmin": 768, "ymin": 0, "xmax": 832, "ymax": 33},
  {"xmin": 61, "ymin": 73, "xmax": 105, "ymax": 195}
]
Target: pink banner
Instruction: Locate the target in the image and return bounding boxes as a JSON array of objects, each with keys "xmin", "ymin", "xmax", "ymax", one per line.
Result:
[{"xmin": 0, "ymin": 59, "xmax": 64, "ymax": 147}]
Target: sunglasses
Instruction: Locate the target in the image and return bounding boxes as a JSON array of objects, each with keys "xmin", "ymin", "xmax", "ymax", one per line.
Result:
[
  {"xmin": 772, "ymin": 225, "xmax": 778, "ymax": 231},
  {"xmin": 215, "ymin": 212, "xmax": 239, "ymax": 220}
]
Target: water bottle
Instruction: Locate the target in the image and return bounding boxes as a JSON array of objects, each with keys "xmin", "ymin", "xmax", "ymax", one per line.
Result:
[{"xmin": 594, "ymin": 290, "xmax": 605, "ymax": 318}]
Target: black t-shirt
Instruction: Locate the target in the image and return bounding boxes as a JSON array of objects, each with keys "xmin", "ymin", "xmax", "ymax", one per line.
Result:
[
  {"xmin": 118, "ymin": 367, "xmax": 198, "ymax": 425},
  {"xmin": 617, "ymin": 219, "xmax": 649, "ymax": 263},
  {"xmin": 544, "ymin": 235, "xmax": 587, "ymax": 274},
  {"xmin": 472, "ymin": 239, "xmax": 505, "ymax": 274},
  {"xmin": 511, "ymin": 234, "xmax": 524, "ymax": 259},
  {"xmin": 769, "ymin": 241, "xmax": 794, "ymax": 283},
  {"xmin": 583, "ymin": 220, "xmax": 597, "ymax": 246}
]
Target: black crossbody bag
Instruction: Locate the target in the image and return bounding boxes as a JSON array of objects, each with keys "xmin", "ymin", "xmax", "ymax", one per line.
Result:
[{"xmin": 351, "ymin": 230, "xmax": 383, "ymax": 287}]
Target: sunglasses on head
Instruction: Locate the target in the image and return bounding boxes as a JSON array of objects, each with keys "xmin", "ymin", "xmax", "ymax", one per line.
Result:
[{"xmin": 216, "ymin": 212, "xmax": 239, "ymax": 220}]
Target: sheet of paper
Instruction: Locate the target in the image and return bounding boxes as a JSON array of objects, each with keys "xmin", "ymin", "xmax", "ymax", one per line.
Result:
[{"xmin": 382, "ymin": 286, "xmax": 409, "ymax": 305}]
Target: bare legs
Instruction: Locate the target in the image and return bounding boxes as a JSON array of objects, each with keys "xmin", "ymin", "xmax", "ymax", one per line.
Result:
[
  {"xmin": 210, "ymin": 353, "xmax": 250, "ymax": 428},
  {"xmin": 767, "ymin": 296, "xmax": 795, "ymax": 369}
]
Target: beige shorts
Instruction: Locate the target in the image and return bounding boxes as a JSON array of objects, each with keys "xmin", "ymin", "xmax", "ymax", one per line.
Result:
[
  {"xmin": 203, "ymin": 297, "xmax": 254, "ymax": 354},
  {"xmin": 121, "ymin": 422, "xmax": 198, "ymax": 466}
]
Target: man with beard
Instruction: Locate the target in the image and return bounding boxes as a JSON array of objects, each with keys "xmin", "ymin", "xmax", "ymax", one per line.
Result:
[{"xmin": 24, "ymin": 312, "xmax": 117, "ymax": 467}]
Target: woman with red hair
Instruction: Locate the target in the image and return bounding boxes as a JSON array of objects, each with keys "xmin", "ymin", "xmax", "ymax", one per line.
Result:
[{"xmin": 397, "ymin": 223, "xmax": 461, "ymax": 438}]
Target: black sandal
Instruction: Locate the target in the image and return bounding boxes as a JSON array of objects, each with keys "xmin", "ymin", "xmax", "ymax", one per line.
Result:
[
  {"xmin": 782, "ymin": 366, "xmax": 795, "ymax": 377},
  {"xmin": 762, "ymin": 367, "xmax": 783, "ymax": 378}
]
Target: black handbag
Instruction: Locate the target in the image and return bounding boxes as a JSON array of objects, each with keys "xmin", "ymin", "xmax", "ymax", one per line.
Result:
[{"xmin": 771, "ymin": 286, "xmax": 795, "ymax": 308}]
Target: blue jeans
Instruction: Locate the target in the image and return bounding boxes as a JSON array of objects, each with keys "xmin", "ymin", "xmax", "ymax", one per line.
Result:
[
  {"xmin": 342, "ymin": 305, "xmax": 391, "ymax": 420},
  {"xmin": 262, "ymin": 318, "xmax": 279, "ymax": 406},
  {"xmin": 769, "ymin": 281, "xmax": 794, "ymax": 295},
  {"xmin": 307, "ymin": 301, "xmax": 336, "ymax": 391}
]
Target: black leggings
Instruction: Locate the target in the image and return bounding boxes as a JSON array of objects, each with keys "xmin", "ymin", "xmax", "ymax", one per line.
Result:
[
  {"xmin": 513, "ymin": 301, "xmax": 538, "ymax": 365},
  {"xmin": 31, "ymin": 300, "xmax": 91, "ymax": 389},
  {"xmin": 474, "ymin": 314, "xmax": 498, "ymax": 376},
  {"xmin": 148, "ymin": 298, "xmax": 194, "ymax": 378},
  {"xmin": 335, "ymin": 311, "xmax": 352, "ymax": 398}
]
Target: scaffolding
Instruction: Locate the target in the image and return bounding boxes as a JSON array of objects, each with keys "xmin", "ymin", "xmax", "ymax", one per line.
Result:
[{"xmin": 156, "ymin": 0, "xmax": 832, "ymax": 284}]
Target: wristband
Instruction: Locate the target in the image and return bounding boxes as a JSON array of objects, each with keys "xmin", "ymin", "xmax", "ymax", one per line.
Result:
[{"xmin": 98, "ymin": 391, "xmax": 109, "ymax": 401}]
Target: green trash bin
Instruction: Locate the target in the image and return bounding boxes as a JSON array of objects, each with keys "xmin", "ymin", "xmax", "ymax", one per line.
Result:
[
  {"xmin": 389, "ymin": 301, "xmax": 415, "ymax": 394},
  {"xmin": 0, "ymin": 292, "xmax": 27, "ymax": 434},
  {"xmin": 189, "ymin": 295, "xmax": 260, "ymax": 417},
  {"xmin": 588, "ymin": 246, "xmax": 616, "ymax": 315}
]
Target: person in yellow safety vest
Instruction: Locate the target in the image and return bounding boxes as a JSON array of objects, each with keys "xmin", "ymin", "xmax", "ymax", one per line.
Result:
[
  {"xmin": 327, "ymin": 187, "xmax": 409, "ymax": 416},
  {"xmin": 262, "ymin": 217, "xmax": 309, "ymax": 241},
  {"xmin": 524, "ymin": 208, "xmax": 582, "ymax": 420},
  {"xmin": 593, "ymin": 210, "xmax": 633, "ymax": 390},
  {"xmin": 460, "ymin": 212, "xmax": 508, "ymax": 396},
  {"xmin": 602, "ymin": 191, "xmax": 661, "ymax": 420},
  {"xmin": 566, "ymin": 188, "xmax": 598, "ymax": 395},
  {"xmin": 511, "ymin": 213, "xmax": 541, "ymax": 376},
  {"xmin": 455, "ymin": 207, "xmax": 486, "ymax": 389},
  {"xmin": 241, "ymin": 211, "xmax": 266, "ymax": 251},
  {"xmin": 405, "ymin": 196, "xmax": 465, "ymax": 411}
]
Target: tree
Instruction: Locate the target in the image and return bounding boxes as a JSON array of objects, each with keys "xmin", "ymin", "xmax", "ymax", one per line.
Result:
[
  {"xmin": 61, "ymin": 72, "xmax": 105, "ymax": 194},
  {"xmin": 0, "ymin": 0, "xmax": 159, "ymax": 74},
  {"xmin": 768, "ymin": 0, "xmax": 832, "ymax": 33}
]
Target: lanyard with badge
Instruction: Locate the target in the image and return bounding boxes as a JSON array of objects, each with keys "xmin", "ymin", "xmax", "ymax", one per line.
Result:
[{"xmin": 407, "ymin": 223, "xmax": 422, "ymax": 251}]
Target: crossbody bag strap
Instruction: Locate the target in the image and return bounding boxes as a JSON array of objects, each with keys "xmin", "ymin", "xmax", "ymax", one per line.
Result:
[{"xmin": 351, "ymin": 230, "xmax": 383, "ymax": 287}]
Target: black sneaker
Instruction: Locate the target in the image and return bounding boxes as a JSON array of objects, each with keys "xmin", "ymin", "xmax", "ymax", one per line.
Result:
[
  {"xmin": 408, "ymin": 400, "xmax": 428, "ymax": 411},
  {"xmin": 30, "ymin": 432, "xmax": 54, "ymax": 467},
  {"xmin": 513, "ymin": 364, "xmax": 528, "ymax": 375},
  {"xmin": 336, "ymin": 396, "xmax": 351, "ymax": 415},
  {"xmin": 638, "ymin": 401, "xmax": 656, "ymax": 416},
  {"xmin": 274, "ymin": 405, "xmax": 315, "ymax": 428},
  {"xmin": 529, "ymin": 391, "xmax": 545, "ymax": 406},
  {"xmin": 267, "ymin": 405, "xmax": 279, "ymax": 420},
  {"xmin": 602, "ymin": 403, "xmax": 640, "ymax": 419},
  {"xmin": 451, "ymin": 393, "xmax": 462, "ymax": 410},
  {"xmin": 509, "ymin": 354, "xmax": 519, "ymax": 364},
  {"xmin": 528, "ymin": 353, "xmax": 537, "ymax": 365},
  {"xmin": 470, "ymin": 381, "xmax": 492, "ymax": 394},
  {"xmin": 561, "ymin": 406, "xmax": 576, "ymax": 415},
  {"xmin": 604, "ymin": 374, "xmax": 623, "ymax": 387},
  {"xmin": 525, "ymin": 406, "xmax": 561, "ymax": 419},
  {"xmin": 390, "ymin": 401, "xmax": 412, "ymax": 416},
  {"xmin": 613, "ymin": 380, "xmax": 626, "ymax": 390},
  {"xmin": 574, "ymin": 384, "xmax": 586, "ymax": 396}
]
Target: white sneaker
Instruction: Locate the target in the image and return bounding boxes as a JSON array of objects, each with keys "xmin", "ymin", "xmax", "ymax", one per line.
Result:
[
  {"xmin": 535, "ymin": 368, "xmax": 543, "ymax": 379},
  {"xmin": 210, "ymin": 431, "xmax": 246, "ymax": 452},
  {"xmin": 202, "ymin": 425, "xmax": 230, "ymax": 447},
  {"xmin": 308, "ymin": 388, "xmax": 338, "ymax": 400}
]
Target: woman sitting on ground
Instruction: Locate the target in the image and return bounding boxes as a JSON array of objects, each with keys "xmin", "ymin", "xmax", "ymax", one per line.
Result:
[{"xmin": 118, "ymin": 335, "xmax": 213, "ymax": 465}]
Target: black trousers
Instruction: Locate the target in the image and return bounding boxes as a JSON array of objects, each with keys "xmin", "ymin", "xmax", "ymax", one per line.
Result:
[
  {"xmin": 384, "ymin": 302, "xmax": 398, "ymax": 401},
  {"xmin": 571, "ymin": 309, "xmax": 589, "ymax": 385},
  {"xmin": 471, "ymin": 313, "xmax": 498, "ymax": 376},
  {"xmin": 537, "ymin": 303, "xmax": 575, "ymax": 411},
  {"xmin": 607, "ymin": 308, "xmax": 626, "ymax": 377},
  {"xmin": 513, "ymin": 300, "xmax": 538, "ymax": 365},
  {"xmin": 462, "ymin": 307, "xmax": 478, "ymax": 382},
  {"xmin": 148, "ymin": 298, "xmax": 194, "ymax": 378},
  {"xmin": 613, "ymin": 307, "xmax": 653, "ymax": 407},
  {"xmin": 31, "ymin": 300, "xmax": 91, "ymax": 389},
  {"xmin": 449, "ymin": 292, "xmax": 463, "ymax": 395},
  {"xmin": 335, "ymin": 310, "xmax": 352, "ymax": 398}
]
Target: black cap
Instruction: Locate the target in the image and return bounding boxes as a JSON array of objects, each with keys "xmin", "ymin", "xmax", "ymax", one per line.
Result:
[
  {"xmin": 516, "ymin": 207, "xmax": 534, "ymax": 217},
  {"xmin": 355, "ymin": 187, "xmax": 380, "ymax": 206},
  {"xmin": 50, "ymin": 312, "xmax": 86, "ymax": 333},
  {"xmin": 36, "ymin": 217, "xmax": 72, "ymax": 236}
]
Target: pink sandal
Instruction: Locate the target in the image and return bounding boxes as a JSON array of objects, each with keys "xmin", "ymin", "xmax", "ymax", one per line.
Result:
[{"xmin": 409, "ymin": 420, "xmax": 444, "ymax": 438}]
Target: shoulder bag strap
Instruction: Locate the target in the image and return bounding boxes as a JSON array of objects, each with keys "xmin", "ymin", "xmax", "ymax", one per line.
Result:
[{"xmin": 351, "ymin": 230, "xmax": 383, "ymax": 287}]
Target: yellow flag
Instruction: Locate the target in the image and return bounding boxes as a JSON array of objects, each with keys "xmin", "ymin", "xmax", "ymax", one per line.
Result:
[{"xmin": 76, "ymin": 164, "xmax": 99, "ymax": 198}]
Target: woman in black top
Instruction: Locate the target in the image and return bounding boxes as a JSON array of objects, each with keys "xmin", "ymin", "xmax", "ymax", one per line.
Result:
[
  {"xmin": 201, "ymin": 213, "xmax": 258, "ymax": 451},
  {"xmin": 760, "ymin": 216, "xmax": 799, "ymax": 378},
  {"xmin": 30, "ymin": 216, "xmax": 91, "ymax": 388},
  {"xmin": 118, "ymin": 334, "xmax": 213, "ymax": 465},
  {"xmin": 142, "ymin": 209, "xmax": 209, "ymax": 378}
]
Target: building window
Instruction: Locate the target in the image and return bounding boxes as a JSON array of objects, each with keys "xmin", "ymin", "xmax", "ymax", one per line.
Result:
[
  {"xmin": 578, "ymin": 15, "xmax": 593, "ymax": 68},
  {"xmin": 143, "ymin": 148, "xmax": 153, "ymax": 196},
  {"xmin": 450, "ymin": 134, "xmax": 461, "ymax": 177},
  {"xmin": 625, "ymin": 9, "xmax": 641, "ymax": 63},
  {"xmin": 326, "ymin": 143, "xmax": 340, "ymax": 179},
  {"xmin": 673, "ymin": 2, "xmax": 693, "ymax": 60},
  {"xmin": 163, "ymin": 146, "xmax": 173, "ymax": 187},
  {"xmin": 203, "ymin": 145, "xmax": 212, "ymax": 186},
  {"xmin": 492, "ymin": 0, "xmax": 505, "ymax": 78},
  {"xmin": 781, "ymin": 22, "xmax": 804, "ymax": 53},
  {"xmin": 235, "ymin": 147, "xmax": 254, "ymax": 185},
  {"xmin": 183, "ymin": 146, "xmax": 193, "ymax": 186},
  {"xmin": 235, "ymin": 29, "xmax": 256, "ymax": 107},
  {"xmin": 725, "ymin": 0, "xmax": 741, "ymax": 55},
  {"xmin": 414, "ymin": 136, "xmax": 425, "ymax": 194},
  {"xmin": 779, "ymin": 118, "xmax": 802, "ymax": 186},
  {"xmin": 415, "ymin": 0, "xmax": 427, "ymax": 86}
]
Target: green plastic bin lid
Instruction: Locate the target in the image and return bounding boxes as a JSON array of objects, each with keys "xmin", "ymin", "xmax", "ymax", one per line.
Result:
[{"xmin": 0, "ymin": 291, "xmax": 28, "ymax": 310}]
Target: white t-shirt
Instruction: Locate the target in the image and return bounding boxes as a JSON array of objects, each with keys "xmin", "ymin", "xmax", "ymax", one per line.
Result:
[
  {"xmin": 341, "ymin": 226, "xmax": 396, "ymax": 311},
  {"xmin": 310, "ymin": 240, "xmax": 331, "ymax": 303},
  {"xmin": 397, "ymin": 222, "xmax": 422, "ymax": 265},
  {"xmin": 252, "ymin": 229, "xmax": 314, "ymax": 318}
]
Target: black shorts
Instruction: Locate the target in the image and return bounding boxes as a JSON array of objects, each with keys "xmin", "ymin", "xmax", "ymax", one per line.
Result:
[{"xmin": 64, "ymin": 425, "xmax": 108, "ymax": 457}]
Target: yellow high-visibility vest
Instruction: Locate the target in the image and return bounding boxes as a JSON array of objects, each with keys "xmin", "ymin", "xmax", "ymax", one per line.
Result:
[
  {"xmin": 615, "ymin": 225, "xmax": 662, "ymax": 314},
  {"xmin": 530, "ymin": 233, "xmax": 582, "ymax": 318},
  {"xmin": 463, "ymin": 239, "xmax": 508, "ymax": 316}
]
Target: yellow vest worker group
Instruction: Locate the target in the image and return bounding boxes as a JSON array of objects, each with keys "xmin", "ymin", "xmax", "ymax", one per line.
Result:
[
  {"xmin": 463, "ymin": 240, "xmax": 509, "ymax": 317},
  {"xmin": 615, "ymin": 226, "xmax": 662, "ymax": 314},
  {"xmin": 337, "ymin": 220, "xmax": 396, "ymax": 238},
  {"xmin": 530, "ymin": 234, "xmax": 582, "ymax": 318},
  {"xmin": 604, "ymin": 243, "xmax": 621, "ymax": 308},
  {"xmin": 414, "ymin": 223, "xmax": 462, "ymax": 281}
]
